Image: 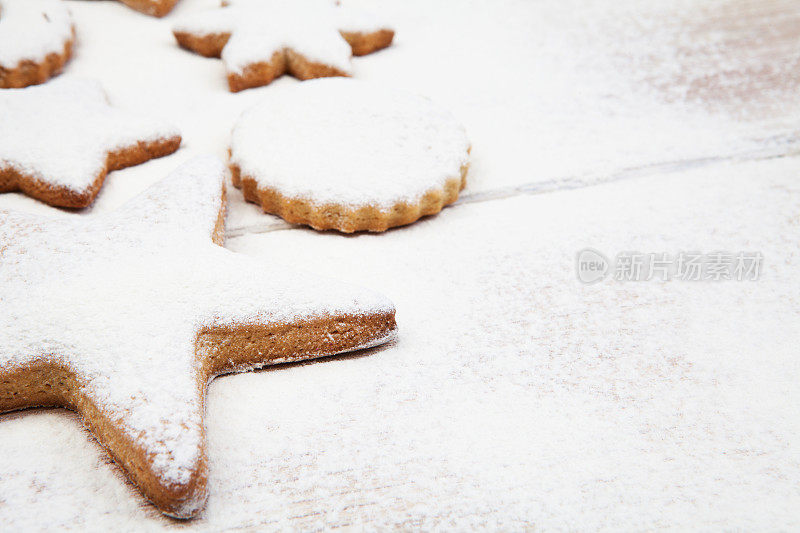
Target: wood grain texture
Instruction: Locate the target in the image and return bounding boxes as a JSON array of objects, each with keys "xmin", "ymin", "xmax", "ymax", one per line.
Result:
[{"xmin": 616, "ymin": 0, "xmax": 800, "ymax": 116}]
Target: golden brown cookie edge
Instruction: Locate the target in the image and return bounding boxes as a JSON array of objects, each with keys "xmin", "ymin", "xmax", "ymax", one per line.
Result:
[
  {"xmin": 173, "ymin": 31, "xmax": 231, "ymax": 58},
  {"xmin": 0, "ymin": 310, "xmax": 397, "ymax": 518},
  {"xmin": 119, "ymin": 0, "xmax": 180, "ymax": 17},
  {"xmin": 0, "ymin": 184, "xmax": 397, "ymax": 518},
  {"xmin": 0, "ymin": 27, "xmax": 75, "ymax": 89},
  {"xmin": 176, "ymin": 25, "xmax": 392, "ymax": 91},
  {"xmin": 0, "ymin": 135, "xmax": 182, "ymax": 209},
  {"xmin": 230, "ymin": 161, "xmax": 469, "ymax": 233},
  {"xmin": 340, "ymin": 28, "xmax": 395, "ymax": 56}
]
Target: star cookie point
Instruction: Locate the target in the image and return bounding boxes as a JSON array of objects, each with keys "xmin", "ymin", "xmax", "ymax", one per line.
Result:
[
  {"xmin": 0, "ymin": 79, "xmax": 182, "ymax": 208},
  {"xmin": 0, "ymin": 0, "xmax": 75, "ymax": 88}
]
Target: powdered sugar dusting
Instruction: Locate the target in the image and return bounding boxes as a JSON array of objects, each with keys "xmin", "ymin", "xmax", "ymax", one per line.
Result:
[
  {"xmin": 215, "ymin": 156, "xmax": 800, "ymax": 530},
  {"xmin": 230, "ymin": 78, "xmax": 470, "ymax": 209},
  {"xmin": 0, "ymin": 156, "xmax": 394, "ymax": 490},
  {"xmin": 0, "ymin": 79, "xmax": 179, "ymax": 193},
  {"xmin": 1, "ymin": 0, "xmax": 799, "ymax": 528},
  {"xmin": 173, "ymin": 0, "xmax": 391, "ymax": 75},
  {"xmin": 0, "ymin": 0, "xmax": 72, "ymax": 67}
]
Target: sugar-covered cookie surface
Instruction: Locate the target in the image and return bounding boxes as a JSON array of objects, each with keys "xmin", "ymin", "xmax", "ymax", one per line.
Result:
[
  {"xmin": 0, "ymin": 156, "xmax": 396, "ymax": 518},
  {"xmin": 0, "ymin": 79, "xmax": 181, "ymax": 208},
  {"xmin": 229, "ymin": 78, "xmax": 470, "ymax": 232},
  {"xmin": 2, "ymin": 0, "xmax": 800, "ymax": 529},
  {"xmin": 0, "ymin": 0, "xmax": 74, "ymax": 88},
  {"xmin": 173, "ymin": 0, "xmax": 393, "ymax": 91}
]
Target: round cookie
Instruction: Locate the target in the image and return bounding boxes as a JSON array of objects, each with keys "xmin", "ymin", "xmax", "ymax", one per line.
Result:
[
  {"xmin": 229, "ymin": 78, "xmax": 471, "ymax": 232},
  {"xmin": 0, "ymin": 156, "xmax": 397, "ymax": 518},
  {"xmin": 173, "ymin": 0, "xmax": 394, "ymax": 92},
  {"xmin": 0, "ymin": 0, "xmax": 74, "ymax": 89}
]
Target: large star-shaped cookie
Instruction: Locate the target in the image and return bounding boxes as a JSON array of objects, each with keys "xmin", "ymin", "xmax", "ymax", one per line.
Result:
[
  {"xmin": 0, "ymin": 79, "xmax": 181, "ymax": 208},
  {"xmin": 173, "ymin": 0, "xmax": 394, "ymax": 92},
  {"xmin": 0, "ymin": 156, "xmax": 397, "ymax": 518}
]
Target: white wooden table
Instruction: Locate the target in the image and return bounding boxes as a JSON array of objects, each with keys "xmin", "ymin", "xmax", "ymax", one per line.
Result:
[{"xmin": 1, "ymin": 0, "xmax": 799, "ymax": 529}]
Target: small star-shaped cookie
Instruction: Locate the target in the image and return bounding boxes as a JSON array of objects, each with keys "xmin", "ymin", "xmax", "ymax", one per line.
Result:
[
  {"xmin": 173, "ymin": 0, "xmax": 394, "ymax": 92},
  {"xmin": 0, "ymin": 156, "xmax": 397, "ymax": 518},
  {"xmin": 0, "ymin": 0, "xmax": 75, "ymax": 88},
  {"xmin": 0, "ymin": 79, "xmax": 181, "ymax": 208}
]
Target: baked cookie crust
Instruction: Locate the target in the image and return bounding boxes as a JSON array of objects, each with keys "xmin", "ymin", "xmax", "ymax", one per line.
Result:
[
  {"xmin": 118, "ymin": 0, "xmax": 180, "ymax": 17},
  {"xmin": 173, "ymin": 0, "xmax": 394, "ymax": 91},
  {"xmin": 0, "ymin": 79, "xmax": 181, "ymax": 208},
  {"xmin": 231, "ymin": 160, "xmax": 469, "ymax": 233},
  {"xmin": 0, "ymin": 0, "xmax": 75, "ymax": 88},
  {"xmin": 0, "ymin": 157, "xmax": 397, "ymax": 517},
  {"xmin": 229, "ymin": 79, "xmax": 471, "ymax": 232}
]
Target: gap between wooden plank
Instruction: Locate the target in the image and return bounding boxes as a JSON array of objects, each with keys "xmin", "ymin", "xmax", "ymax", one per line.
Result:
[{"xmin": 225, "ymin": 142, "xmax": 799, "ymax": 239}]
